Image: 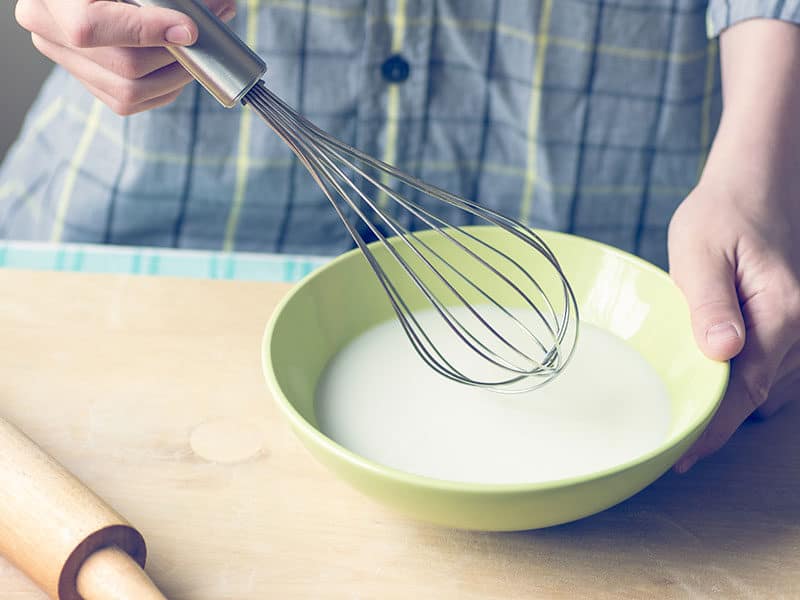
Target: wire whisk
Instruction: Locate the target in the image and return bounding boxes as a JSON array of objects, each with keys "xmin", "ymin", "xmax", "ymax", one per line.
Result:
[
  {"xmin": 122, "ymin": 0, "xmax": 578, "ymax": 391},
  {"xmin": 244, "ymin": 82, "xmax": 578, "ymax": 391}
]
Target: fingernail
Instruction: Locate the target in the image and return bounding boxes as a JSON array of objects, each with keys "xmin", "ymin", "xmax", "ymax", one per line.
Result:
[
  {"xmin": 706, "ymin": 322, "xmax": 740, "ymax": 347},
  {"xmin": 219, "ymin": 7, "xmax": 236, "ymax": 21},
  {"xmin": 165, "ymin": 25, "xmax": 193, "ymax": 45}
]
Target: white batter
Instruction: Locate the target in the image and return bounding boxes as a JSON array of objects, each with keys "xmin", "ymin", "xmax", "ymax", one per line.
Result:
[{"xmin": 315, "ymin": 307, "xmax": 671, "ymax": 484}]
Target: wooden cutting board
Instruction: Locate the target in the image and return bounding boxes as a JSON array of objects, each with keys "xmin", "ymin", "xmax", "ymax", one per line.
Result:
[{"xmin": 0, "ymin": 269, "xmax": 797, "ymax": 599}]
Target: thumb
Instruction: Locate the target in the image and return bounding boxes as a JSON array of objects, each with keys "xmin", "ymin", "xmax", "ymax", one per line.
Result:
[
  {"xmin": 51, "ymin": 1, "xmax": 198, "ymax": 48},
  {"xmin": 669, "ymin": 244, "xmax": 745, "ymax": 362}
]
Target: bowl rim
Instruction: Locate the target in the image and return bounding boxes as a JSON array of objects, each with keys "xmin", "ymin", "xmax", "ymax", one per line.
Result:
[{"xmin": 262, "ymin": 228, "xmax": 729, "ymax": 493}]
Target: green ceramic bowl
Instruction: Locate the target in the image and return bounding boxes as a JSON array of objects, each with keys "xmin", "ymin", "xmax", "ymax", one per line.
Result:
[{"xmin": 263, "ymin": 228, "xmax": 728, "ymax": 531}]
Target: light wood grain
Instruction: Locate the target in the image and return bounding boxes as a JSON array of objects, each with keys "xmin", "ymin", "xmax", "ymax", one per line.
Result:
[
  {"xmin": 0, "ymin": 416, "xmax": 147, "ymax": 600},
  {"xmin": 0, "ymin": 269, "xmax": 797, "ymax": 599}
]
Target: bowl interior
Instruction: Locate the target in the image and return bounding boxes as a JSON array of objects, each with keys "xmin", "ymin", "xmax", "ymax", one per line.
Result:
[{"xmin": 266, "ymin": 228, "xmax": 727, "ymax": 476}]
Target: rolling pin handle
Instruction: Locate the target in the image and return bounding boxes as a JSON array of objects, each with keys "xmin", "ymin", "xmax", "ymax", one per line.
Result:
[
  {"xmin": 77, "ymin": 546, "xmax": 167, "ymax": 600},
  {"xmin": 0, "ymin": 416, "xmax": 161, "ymax": 600}
]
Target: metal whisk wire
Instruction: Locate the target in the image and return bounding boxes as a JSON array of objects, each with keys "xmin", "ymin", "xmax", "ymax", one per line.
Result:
[{"xmin": 244, "ymin": 81, "xmax": 578, "ymax": 391}]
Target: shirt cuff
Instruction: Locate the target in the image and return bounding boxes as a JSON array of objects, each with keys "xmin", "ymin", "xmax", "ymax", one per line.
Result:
[{"xmin": 707, "ymin": 0, "xmax": 800, "ymax": 38}]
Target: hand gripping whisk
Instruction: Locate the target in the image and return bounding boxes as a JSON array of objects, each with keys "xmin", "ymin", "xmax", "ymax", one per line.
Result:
[{"xmin": 122, "ymin": 0, "xmax": 579, "ymax": 391}]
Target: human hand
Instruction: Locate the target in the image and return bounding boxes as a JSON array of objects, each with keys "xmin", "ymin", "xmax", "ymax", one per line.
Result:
[
  {"xmin": 667, "ymin": 18, "xmax": 800, "ymax": 473},
  {"xmin": 15, "ymin": 0, "xmax": 237, "ymax": 115},
  {"xmin": 668, "ymin": 180, "xmax": 800, "ymax": 473}
]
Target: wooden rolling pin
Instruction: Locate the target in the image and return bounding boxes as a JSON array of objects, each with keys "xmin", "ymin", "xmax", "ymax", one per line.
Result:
[{"xmin": 0, "ymin": 416, "xmax": 167, "ymax": 600}]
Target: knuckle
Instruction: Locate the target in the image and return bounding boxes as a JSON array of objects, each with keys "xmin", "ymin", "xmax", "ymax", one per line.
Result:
[
  {"xmin": 666, "ymin": 218, "xmax": 683, "ymax": 250},
  {"xmin": 112, "ymin": 80, "xmax": 141, "ymax": 107},
  {"xmin": 108, "ymin": 53, "xmax": 146, "ymax": 80},
  {"xmin": 15, "ymin": 0, "xmax": 35, "ymax": 31},
  {"xmin": 668, "ymin": 198, "xmax": 693, "ymax": 237},
  {"xmin": 115, "ymin": 10, "xmax": 151, "ymax": 47},
  {"xmin": 64, "ymin": 18, "xmax": 95, "ymax": 48},
  {"xmin": 114, "ymin": 62, "xmax": 140, "ymax": 81},
  {"xmin": 107, "ymin": 98, "xmax": 137, "ymax": 117},
  {"xmin": 690, "ymin": 298, "xmax": 733, "ymax": 319},
  {"xmin": 30, "ymin": 33, "xmax": 58, "ymax": 63},
  {"xmin": 128, "ymin": 56, "xmax": 153, "ymax": 80},
  {"xmin": 128, "ymin": 19, "xmax": 147, "ymax": 47},
  {"xmin": 30, "ymin": 33, "xmax": 45, "ymax": 53}
]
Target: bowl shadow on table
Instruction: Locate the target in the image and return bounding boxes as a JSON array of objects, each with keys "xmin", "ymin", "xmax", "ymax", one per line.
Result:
[{"xmin": 407, "ymin": 398, "xmax": 800, "ymax": 592}]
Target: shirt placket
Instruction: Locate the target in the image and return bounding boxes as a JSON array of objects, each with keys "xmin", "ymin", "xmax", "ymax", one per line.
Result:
[{"xmin": 356, "ymin": 0, "xmax": 434, "ymax": 238}]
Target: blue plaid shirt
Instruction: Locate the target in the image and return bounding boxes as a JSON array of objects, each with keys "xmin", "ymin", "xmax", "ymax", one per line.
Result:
[{"xmin": 1, "ymin": 0, "xmax": 798, "ymax": 268}]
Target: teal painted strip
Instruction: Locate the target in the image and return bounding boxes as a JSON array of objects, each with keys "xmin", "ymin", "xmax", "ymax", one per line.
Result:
[
  {"xmin": 156, "ymin": 254, "xmax": 207, "ymax": 278},
  {"xmin": 0, "ymin": 243, "xmax": 333, "ymax": 283},
  {"xmin": 5, "ymin": 247, "xmax": 58, "ymax": 270},
  {"xmin": 72, "ymin": 249, "xmax": 85, "ymax": 272},
  {"xmin": 224, "ymin": 255, "xmax": 236, "ymax": 280},
  {"xmin": 131, "ymin": 252, "xmax": 142, "ymax": 274},
  {"xmin": 54, "ymin": 249, "xmax": 66, "ymax": 271},
  {"xmin": 148, "ymin": 255, "xmax": 160, "ymax": 275},
  {"xmin": 283, "ymin": 259, "xmax": 295, "ymax": 283},
  {"xmin": 233, "ymin": 257, "xmax": 284, "ymax": 281},
  {"xmin": 209, "ymin": 254, "xmax": 219, "ymax": 279},
  {"xmin": 81, "ymin": 250, "xmax": 133, "ymax": 274}
]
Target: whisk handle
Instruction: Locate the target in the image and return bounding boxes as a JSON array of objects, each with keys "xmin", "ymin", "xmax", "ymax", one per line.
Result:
[{"xmin": 119, "ymin": 0, "xmax": 266, "ymax": 107}]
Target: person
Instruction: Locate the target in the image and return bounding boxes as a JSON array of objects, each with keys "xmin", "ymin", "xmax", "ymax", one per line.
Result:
[{"xmin": 3, "ymin": 0, "xmax": 799, "ymax": 472}]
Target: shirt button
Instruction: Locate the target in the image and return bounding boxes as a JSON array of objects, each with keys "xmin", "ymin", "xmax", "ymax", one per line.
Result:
[{"xmin": 381, "ymin": 54, "xmax": 411, "ymax": 83}]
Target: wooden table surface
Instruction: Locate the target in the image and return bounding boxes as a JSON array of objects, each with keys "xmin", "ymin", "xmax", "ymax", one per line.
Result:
[{"xmin": 0, "ymin": 269, "xmax": 797, "ymax": 599}]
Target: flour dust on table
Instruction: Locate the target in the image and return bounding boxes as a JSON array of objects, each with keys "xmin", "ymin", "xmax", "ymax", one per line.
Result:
[{"xmin": 315, "ymin": 307, "xmax": 671, "ymax": 485}]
